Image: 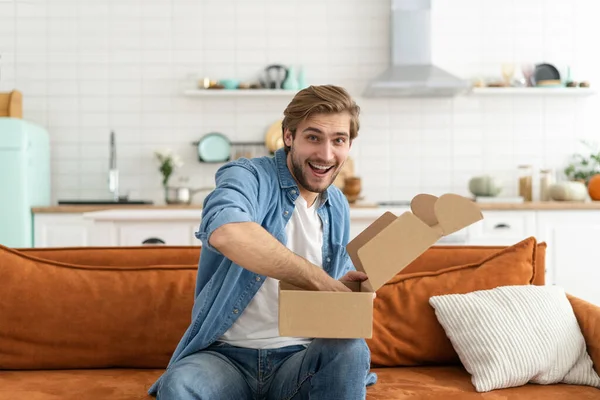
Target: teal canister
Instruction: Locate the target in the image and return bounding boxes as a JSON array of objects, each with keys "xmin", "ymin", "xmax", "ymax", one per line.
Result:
[
  {"xmin": 282, "ymin": 66, "xmax": 299, "ymax": 90},
  {"xmin": 297, "ymin": 67, "xmax": 308, "ymax": 89}
]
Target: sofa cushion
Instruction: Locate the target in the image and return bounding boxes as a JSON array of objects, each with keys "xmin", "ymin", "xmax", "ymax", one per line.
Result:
[
  {"xmin": 0, "ymin": 369, "xmax": 159, "ymax": 400},
  {"xmin": 1, "ymin": 367, "xmax": 598, "ymax": 400},
  {"xmin": 429, "ymin": 285, "xmax": 600, "ymax": 392},
  {"xmin": 399, "ymin": 242, "xmax": 546, "ymax": 285},
  {"xmin": 367, "ymin": 237, "xmax": 538, "ymax": 367},
  {"xmin": 568, "ymin": 294, "xmax": 600, "ymax": 377},
  {"xmin": 366, "ymin": 367, "xmax": 600, "ymax": 399},
  {"xmin": 17, "ymin": 246, "xmax": 201, "ymax": 267},
  {"xmin": 0, "ymin": 244, "xmax": 197, "ymax": 369}
]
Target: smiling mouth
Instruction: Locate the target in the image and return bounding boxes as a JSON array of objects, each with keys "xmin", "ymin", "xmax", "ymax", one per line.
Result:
[{"xmin": 308, "ymin": 161, "xmax": 334, "ymax": 177}]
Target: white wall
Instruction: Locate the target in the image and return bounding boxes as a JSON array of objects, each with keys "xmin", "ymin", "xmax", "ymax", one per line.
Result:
[{"xmin": 1, "ymin": 0, "xmax": 598, "ymax": 204}]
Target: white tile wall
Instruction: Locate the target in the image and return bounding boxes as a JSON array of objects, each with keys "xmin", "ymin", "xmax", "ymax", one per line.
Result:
[{"xmin": 1, "ymin": 0, "xmax": 599, "ymax": 204}]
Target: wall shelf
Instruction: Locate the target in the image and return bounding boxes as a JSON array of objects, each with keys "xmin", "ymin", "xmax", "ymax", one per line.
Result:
[
  {"xmin": 469, "ymin": 87, "xmax": 596, "ymax": 96},
  {"xmin": 183, "ymin": 89, "xmax": 297, "ymax": 97}
]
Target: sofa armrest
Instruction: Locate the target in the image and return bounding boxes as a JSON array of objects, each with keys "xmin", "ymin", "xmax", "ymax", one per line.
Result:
[{"xmin": 568, "ymin": 294, "xmax": 600, "ymax": 376}]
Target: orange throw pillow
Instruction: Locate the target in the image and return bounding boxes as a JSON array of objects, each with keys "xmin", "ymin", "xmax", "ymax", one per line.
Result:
[
  {"xmin": 367, "ymin": 236, "xmax": 538, "ymax": 367},
  {"xmin": 0, "ymin": 245, "xmax": 197, "ymax": 369},
  {"xmin": 568, "ymin": 294, "xmax": 600, "ymax": 377}
]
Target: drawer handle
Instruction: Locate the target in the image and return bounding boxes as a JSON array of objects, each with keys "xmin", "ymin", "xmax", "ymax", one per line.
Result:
[
  {"xmin": 142, "ymin": 237, "xmax": 166, "ymax": 245},
  {"xmin": 493, "ymin": 223, "xmax": 511, "ymax": 229}
]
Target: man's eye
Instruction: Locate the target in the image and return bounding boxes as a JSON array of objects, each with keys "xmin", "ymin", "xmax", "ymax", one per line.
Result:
[
  {"xmin": 308, "ymin": 135, "xmax": 318, "ymax": 141},
  {"xmin": 335, "ymin": 138, "xmax": 346, "ymax": 144}
]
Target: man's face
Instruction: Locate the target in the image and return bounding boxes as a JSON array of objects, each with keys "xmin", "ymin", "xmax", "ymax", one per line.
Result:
[{"xmin": 284, "ymin": 112, "xmax": 352, "ymax": 196}]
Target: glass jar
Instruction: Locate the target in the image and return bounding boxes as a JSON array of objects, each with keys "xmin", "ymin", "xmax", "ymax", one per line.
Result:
[
  {"xmin": 539, "ymin": 168, "xmax": 554, "ymax": 201},
  {"xmin": 518, "ymin": 165, "xmax": 533, "ymax": 202}
]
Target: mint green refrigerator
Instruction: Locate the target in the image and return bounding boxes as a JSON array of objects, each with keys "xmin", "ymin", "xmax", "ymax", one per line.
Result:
[{"xmin": 0, "ymin": 118, "xmax": 51, "ymax": 247}]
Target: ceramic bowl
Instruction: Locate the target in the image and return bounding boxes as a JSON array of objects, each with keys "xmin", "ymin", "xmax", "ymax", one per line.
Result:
[{"xmin": 219, "ymin": 79, "xmax": 239, "ymax": 90}]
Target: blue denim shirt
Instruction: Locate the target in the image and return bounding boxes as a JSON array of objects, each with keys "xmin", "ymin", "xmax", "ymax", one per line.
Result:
[{"xmin": 148, "ymin": 148, "xmax": 373, "ymax": 395}]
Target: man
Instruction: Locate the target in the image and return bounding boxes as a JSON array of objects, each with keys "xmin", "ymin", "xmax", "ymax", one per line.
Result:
[{"xmin": 150, "ymin": 85, "xmax": 376, "ymax": 399}]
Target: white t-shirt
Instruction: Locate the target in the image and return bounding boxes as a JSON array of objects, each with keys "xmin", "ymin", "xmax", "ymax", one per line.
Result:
[{"xmin": 218, "ymin": 195, "xmax": 323, "ymax": 349}]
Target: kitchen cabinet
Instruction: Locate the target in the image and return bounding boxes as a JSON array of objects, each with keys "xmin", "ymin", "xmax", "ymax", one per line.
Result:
[
  {"xmin": 465, "ymin": 210, "xmax": 537, "ymax": 246},
  {"xmin": 536, "ymin": 211, "xmax": 600, "ymax": 306},
  {"xmin": 84, "ymin": 210, "xmax": 202, "ymax": 247},
  {"xmin": 34, "ymin": 210, "xmax": 202, "ymax": 247},
  {"xmin": 92, "ymin": 221, "xmax": 200, "ymax": 246},
  {"xmin": 33, "ymin": 214, "xmax": 94, "ymax": 247}
]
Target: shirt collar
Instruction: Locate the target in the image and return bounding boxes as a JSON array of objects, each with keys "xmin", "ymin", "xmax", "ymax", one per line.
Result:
[{"xmin": 274, "ymin": 148, "xmax": 330, "ymax": 206}]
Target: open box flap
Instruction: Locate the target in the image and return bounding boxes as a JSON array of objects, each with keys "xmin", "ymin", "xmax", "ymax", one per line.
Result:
[
  {"xmin": 434, "ymin": 193, "xmax": 483, "ymax": 235},
  {"xmin": 356, "ymin": 212, "xmax": 441, "ymax": 291},
  {"xmin": 347, "ymin": 193, "xmax": 483, "ymax": 292},
  {"xmin": 346, "ymin": 212, "xmax": 397, "ymax": 280},
  {"xmin": 410, "ymin": 194, "xmax": 439, "ymax": 227}
]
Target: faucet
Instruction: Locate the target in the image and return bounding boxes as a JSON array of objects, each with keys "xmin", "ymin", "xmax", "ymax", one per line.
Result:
[{"xmin": 108, "ymin": 130, "xmax": 119, "ymax": 202}]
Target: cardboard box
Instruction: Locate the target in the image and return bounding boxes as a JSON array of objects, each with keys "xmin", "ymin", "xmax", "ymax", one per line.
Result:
[{"xmin": 278, "ymin": 193, "xmax": 483, "ymax": 339}]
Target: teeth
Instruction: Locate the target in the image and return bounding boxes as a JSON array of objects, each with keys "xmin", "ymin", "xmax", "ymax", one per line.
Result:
[{"xmin": 309, "ymin": 162, "xmax": 332, "ymax": 170}]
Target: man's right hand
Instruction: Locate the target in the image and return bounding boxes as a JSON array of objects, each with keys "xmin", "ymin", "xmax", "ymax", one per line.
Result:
[{"xmin": 311, "ymin": 269, "xmax": 352, "ymax": 292}]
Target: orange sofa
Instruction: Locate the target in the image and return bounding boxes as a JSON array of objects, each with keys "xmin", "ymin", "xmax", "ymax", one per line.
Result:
[{"xmin": 0, "ymin": 237, "xmax": 598, "ymax": 400}]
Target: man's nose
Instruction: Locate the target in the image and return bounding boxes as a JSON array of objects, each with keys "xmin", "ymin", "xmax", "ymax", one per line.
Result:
[{"xmin": 318, "ymin": 142, "xmax": 334, "ymax": 162}]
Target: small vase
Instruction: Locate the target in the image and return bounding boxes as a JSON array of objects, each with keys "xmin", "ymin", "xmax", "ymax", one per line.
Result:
[
  {"xmin": 297, "ymin": 67, "xmax": 308, "ymax": 89},
  {"xmin": 343, "ymin": 176, "xmax": 362, "ymax": 203},
  {"xmin": 282, "ymin": 66, "xmax": 299, "ymax": 91}
]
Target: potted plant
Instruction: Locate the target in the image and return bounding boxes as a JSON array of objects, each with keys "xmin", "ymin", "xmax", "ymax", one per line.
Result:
[
  {"xmin": 155, "ymin": 148, "xmax": 183, "ymax": 189},
  {"xmin": 563, "ymin": 140, "xmax": 600, "ymax": 185}
]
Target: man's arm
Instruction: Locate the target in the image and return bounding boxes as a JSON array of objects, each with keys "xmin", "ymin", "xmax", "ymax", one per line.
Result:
[
  {"xmin": 210, "ymin": 222, "xmax": 351, "ymax": 292},
  {"xmin": 197, "ymin": 160, "xmax": 350, "ymax": 292}
]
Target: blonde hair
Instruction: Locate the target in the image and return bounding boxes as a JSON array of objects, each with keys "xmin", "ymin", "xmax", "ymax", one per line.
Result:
[{"xmin": 282, "ymin": 85, "xmax": 360, "ymax": 153}]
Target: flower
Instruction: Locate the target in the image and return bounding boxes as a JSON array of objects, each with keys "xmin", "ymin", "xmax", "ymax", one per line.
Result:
[{"xmin": 155, "ymin": 148, "xmax": 184, "ymax": 187}]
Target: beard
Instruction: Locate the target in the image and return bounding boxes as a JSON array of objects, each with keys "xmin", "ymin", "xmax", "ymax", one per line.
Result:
[{"xmin": 289, "ymin": 145, "xmax": 342, "ymax": 194}]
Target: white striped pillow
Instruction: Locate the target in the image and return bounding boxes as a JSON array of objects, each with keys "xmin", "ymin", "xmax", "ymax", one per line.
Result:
[{"xmin": 429, "ymin": 285, "xmax": 600, "ymax": 393}]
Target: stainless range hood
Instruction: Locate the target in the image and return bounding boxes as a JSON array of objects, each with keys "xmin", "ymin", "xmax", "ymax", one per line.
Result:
[{"xmin": 363, "ymin": 0, "xmax": 471, "ymax": 98}]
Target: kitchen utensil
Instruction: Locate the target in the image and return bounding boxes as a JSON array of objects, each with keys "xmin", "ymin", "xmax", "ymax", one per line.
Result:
[
  {"xmin": 197, "ymin": 132, "xmax": 231, "ymax": 163},
  {"xmin": 532, "ymin": 63, "xmax": 561, "ymax": 86},
  {"xmin": 265, "ymin": 120, "xmax": 284, "ymax": 153},
  {"xmin": 164, "ymin": 186, "xmax": 214, "ymax": 205},
  {"xmin": 109, "ymin": 131, "xmax": 119, "ymax": 202},
  {"xmin": 262, "ymin": 65, "xmax": 288, "ymax": 89}
]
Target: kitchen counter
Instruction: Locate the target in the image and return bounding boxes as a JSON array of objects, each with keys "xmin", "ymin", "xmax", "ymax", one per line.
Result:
[
  {"xmin": 32, "ymin": 200, "xmax": 600, "ymax": 214},
  {"xmin": 475, "ymin": 201, "xmax": 600, "ymax": 210},
  {"xmin": 31, "ymin": 204, "xmax": 202, "ymax": 213}
]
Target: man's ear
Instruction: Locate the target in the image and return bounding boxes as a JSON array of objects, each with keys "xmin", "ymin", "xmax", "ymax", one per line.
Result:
[{"xmin": 284, "ymin": 129, "xmax": 294, "ymax": 147}]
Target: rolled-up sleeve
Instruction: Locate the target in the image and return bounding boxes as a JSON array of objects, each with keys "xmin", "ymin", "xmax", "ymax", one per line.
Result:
[
  {"xmin": 195, "ymin": 160, "xmax": 261, "ymax": 253},
  {"xmin": 340, "ymin": 194, "xmax": 356, "ymax": 277}
]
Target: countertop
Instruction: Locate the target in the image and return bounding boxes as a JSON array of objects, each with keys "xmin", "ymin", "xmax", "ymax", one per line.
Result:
[{"xmin": 31, "ymin": 200, "xmax": 600, "ymax": 214}]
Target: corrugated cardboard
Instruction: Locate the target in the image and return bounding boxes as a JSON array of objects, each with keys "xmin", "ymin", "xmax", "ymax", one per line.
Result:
[{"xmin": 279, "ymin": 193, "xmax": 483, "ymax": 339}]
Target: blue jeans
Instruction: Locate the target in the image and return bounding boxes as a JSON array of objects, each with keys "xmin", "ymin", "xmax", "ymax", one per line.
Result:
[{"xmin": 157, "ymin": 338, "xmax": 373, "ymax": 400}]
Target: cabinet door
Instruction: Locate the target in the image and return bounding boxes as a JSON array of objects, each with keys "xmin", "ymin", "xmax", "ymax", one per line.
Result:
[
  {"xmin": 466, "ymin": 211, "xmax": 537, "ymax": 246},
  {"xmin": 114, "ymin": 222, "xmax": 198, "ymax": 246},
  {"xmin": 33, "ymin": 214, "xmax": 93, "ymax": 247},
  {"xmin": 537, "ymin": 211, "xmax": 600, "ymax": 306}
]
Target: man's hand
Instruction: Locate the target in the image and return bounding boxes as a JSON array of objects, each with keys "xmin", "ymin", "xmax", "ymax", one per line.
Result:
[
  {"xmin": 312, "ymin": 269, "xmax": 352, "ymax": 292},
  {"xmin": 339, "ymin": 271, "xmax": 376, "ymax": 299},
  {"xmin": 339, "ymin": 271, "xmax": 368, "ymax": 282}
]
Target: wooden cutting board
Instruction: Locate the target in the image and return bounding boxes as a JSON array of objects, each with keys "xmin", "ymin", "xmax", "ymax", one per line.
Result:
[{"xmin": 0, "ymin": 90, "xmax": 22, "ymax": 118}]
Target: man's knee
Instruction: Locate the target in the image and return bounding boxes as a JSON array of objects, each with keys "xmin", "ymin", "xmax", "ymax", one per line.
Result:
[
  {"xmin": 157, "ymin": 365, "xmax": 195, "ymax": 400},
  {"xmin": 157, "ymin": 353, "xmax": 249, "ymax": 400},
  {"xmin": 312, "ymin": 338, "xmax": 371, "ymax": 367}
]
